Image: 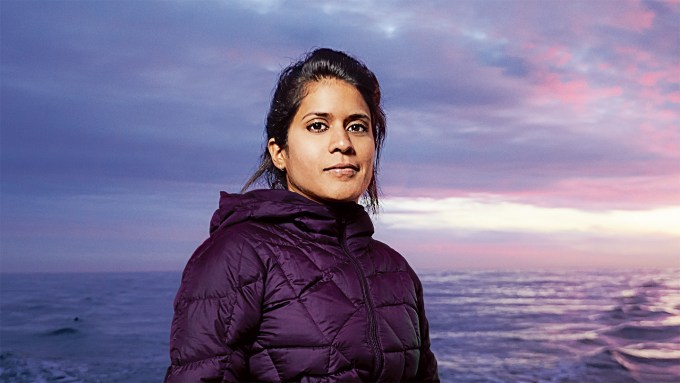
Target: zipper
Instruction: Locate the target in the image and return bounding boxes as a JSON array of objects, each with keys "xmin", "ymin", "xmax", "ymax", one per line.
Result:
[{"xmin": 338, "ymin": 218, "xmax": 384, "ymax": 380}]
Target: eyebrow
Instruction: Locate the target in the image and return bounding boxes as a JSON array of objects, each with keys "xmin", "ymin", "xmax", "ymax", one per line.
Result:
[
  {"xmin": 301, "ymin": 112, "xmax": 371, "ymax": 122},
  {"xmin": 347, "ymin": 113, "xmax": 371, "ymax": 122},
  {"xmin": 301, "ymin": 112, "xmax": 331, "ymax": 120}
]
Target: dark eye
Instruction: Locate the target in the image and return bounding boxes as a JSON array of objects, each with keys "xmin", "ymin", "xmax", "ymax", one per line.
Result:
[
  {"xmin": 307, "ymin": 122, "xmax": 328, "ymax": 132},
  {"xmin": 347, "ymin": 123, "xmax": 368, "ymax": 133}
]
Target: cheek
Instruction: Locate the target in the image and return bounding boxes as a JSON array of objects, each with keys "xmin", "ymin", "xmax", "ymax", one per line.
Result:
[
  {"xmin": 286, "ymin": 144, "xmax": 318, "ymax": 175},
  {"xmin": 361, "ymin": 142, "xmax": 376, "ymax": 166},
  {"xmin": 360, "ymin": 145, "xmax": 376, "ymax": 184}
]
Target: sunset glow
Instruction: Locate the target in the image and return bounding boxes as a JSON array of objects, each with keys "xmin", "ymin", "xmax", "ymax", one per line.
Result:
[{"xmin": 1, "ymin": 0, "xmax": 678, "ymax": 272}]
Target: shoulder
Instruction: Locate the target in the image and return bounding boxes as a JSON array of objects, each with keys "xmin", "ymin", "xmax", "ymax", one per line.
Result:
[
  {"xmin": 369, "ymin": 238, "xmax": 412, "ymax": 272},
  {"xmin": 369, "ymin": 238, "xmax": 424, "ymax": 290},
  {"xmin": 176, "ymin": 221, "xmax": 270, "ymax": 302}
]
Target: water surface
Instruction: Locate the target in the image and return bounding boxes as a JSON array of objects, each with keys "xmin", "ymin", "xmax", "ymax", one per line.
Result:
[{"xmin": 1, "ymin": 269, "xmax": 678, "ymax": 382}]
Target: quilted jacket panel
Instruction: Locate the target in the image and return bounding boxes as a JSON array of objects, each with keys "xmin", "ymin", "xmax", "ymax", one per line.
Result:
[{"xmin": 165, "ymin": 189, "xmax": 438, "ymax": 382}]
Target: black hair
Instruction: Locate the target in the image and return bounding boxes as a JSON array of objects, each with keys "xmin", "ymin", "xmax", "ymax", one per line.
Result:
[{"xmin": 242, "ymin": 48, "xmax": 386, "ymax": 213}]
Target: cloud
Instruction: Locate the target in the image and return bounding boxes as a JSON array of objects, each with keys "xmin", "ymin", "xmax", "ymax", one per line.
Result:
[
  {"xmin": 1, "ymin": 0, "xmax": 678, "ymax": 271},
  {"xmin": 374, "ymin": 195, "xmax": 680, "ymax": 270},
  {"xmin": 379, "ymin": 196, "xmax": 680, "ymax": 236}
]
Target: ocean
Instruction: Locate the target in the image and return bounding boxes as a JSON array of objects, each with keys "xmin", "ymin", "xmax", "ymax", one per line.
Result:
[{"xmin": 1, "ymin": 269, "xmax": 678, "ymax": 382}]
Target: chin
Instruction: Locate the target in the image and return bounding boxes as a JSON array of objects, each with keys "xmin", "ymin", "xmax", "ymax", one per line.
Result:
[
  {"xmin": 328, "ymin": 193, "xmax": 363, "ymax": 204},
  {"xmin": 317, "ymin": 189, "xmax": 362, "ymax": 204},
  {"xmin": 291, "ymin": 181, "xmax": 366, "ymax": 205}
]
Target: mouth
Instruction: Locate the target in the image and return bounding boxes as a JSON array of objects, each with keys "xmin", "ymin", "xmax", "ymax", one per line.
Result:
[{"xmin": 324, "ymin": 163, "xmax": 359, "ymax": 176}]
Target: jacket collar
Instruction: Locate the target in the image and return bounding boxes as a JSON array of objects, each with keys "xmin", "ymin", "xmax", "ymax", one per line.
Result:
[{"xmin": 209, "ymin": 189, "xmax": 374, "ymax": 242}]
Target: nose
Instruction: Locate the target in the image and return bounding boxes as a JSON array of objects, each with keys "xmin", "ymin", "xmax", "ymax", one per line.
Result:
[{"xmin": 328, "ymin": 125, "xmax": 354, "ymax": 154}]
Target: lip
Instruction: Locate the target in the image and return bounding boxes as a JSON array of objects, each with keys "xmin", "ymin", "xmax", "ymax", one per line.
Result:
[
  {"xmin": 324, "ymin": 163, "xmax": 359, "ymax": 171},
  {"xmin": 324, "ymin": 163, "xmax": 359, "ymax": 176}
]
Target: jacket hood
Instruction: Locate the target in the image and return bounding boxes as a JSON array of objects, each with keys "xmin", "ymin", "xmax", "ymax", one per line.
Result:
[{"xmin": 209, "ymin": 189, "xmax": 374, "ymax": 239}]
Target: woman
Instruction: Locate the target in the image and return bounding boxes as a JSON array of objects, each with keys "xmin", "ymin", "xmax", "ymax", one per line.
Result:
[{"xmin": 165, "ymin": 48, "xmax": 439, "ymax": 382}]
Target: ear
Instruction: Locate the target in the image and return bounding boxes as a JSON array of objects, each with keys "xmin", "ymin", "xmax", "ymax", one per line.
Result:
[{"xmin": 267, "ymin": 138, "xmax": 287, "ymax": 171}]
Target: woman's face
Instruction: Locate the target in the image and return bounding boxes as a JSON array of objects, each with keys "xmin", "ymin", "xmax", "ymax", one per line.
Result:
[{"xmin": 269, "ymin": 79, "xmax": 375, "ymax": 204}]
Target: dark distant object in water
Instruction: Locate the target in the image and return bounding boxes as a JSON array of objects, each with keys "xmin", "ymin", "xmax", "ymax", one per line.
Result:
[
  {"xmin": 73, "ymin": 316, "xmax": 79, "ymax": 321},
  {"xmin": 44, "ymin": 327, "xmax": 79, "ymax": 336}
]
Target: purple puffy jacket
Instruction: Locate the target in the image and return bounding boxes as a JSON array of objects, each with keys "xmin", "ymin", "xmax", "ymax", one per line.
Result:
[{"xmin": 165, "ymin": 189, "xmax": 439, "ymax": 382}]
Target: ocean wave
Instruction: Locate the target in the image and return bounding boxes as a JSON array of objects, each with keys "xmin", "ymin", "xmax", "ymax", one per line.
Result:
[
  {"xmin": 0, "ymin": 352, "xmax": 88, "ymax": 383},
  {"xmin": 603, "ymin": 322, "xmax": 680, "ymax": 342},
  {"xmin": 580, "ymin": 346, "xmax": 680, "ymax": 383},
  {"xmin": 42, "ymin": 327, "xmax": 80, "ymax": 337},
  {"xmin": 604, "ymin": 304, "xmax": 674, "ymax": 320}
]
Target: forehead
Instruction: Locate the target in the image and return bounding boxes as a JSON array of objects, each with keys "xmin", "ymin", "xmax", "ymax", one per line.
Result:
[{"xmin": 299, "ymin": 79, "xmax": 370, "ymax": 116}]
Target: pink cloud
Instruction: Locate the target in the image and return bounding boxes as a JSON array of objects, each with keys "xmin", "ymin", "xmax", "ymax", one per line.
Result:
[
  {"xmin": 607, "ymin": 3, "xmax": 655, "ymax": 32},
  {"xmin": 385, "ymin": 171, "xmax": 680, "ymax": 211},
  {"xmin": 396, "ymin": 234, "xmax": 680, "ymax": 270},
  {"xmin": 668, "ymin": 92, "xmax": 680, "ymax": 103},
  {"xmin": 639, "ymin": 123, "xmax": 680, "ymax": 157},
  {"xmin": 534, "ymin": 46, "xmax": 572, "ymax": 68},
  {"xmin": 508, "ymin": 176, "xmax": 680, "ymax": 210},
  {"xmin": 640, "ymin": 71, "xmax": 666, "ymax": 87},
  {"xmin": 614, "ymin": 47, "xmax": 680, "ymax": 97},
  {"xmin": 534, "ymin": 72, "xmax": 623, "ymax": 107}
]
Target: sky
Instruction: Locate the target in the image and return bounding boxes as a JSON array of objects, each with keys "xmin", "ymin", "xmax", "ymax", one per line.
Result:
[{"xmin": 1, "ymin": 0, "xmax": 678, "ymax": 273}]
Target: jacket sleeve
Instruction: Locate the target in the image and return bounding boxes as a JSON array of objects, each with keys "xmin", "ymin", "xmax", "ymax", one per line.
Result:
[
  {"xmin": 414, "ymin": 273, "xmax": 440, "ymax": 382},
  {"xmin": 165, "ymin": 230, "xmax": 264, "ymax": 383}
]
